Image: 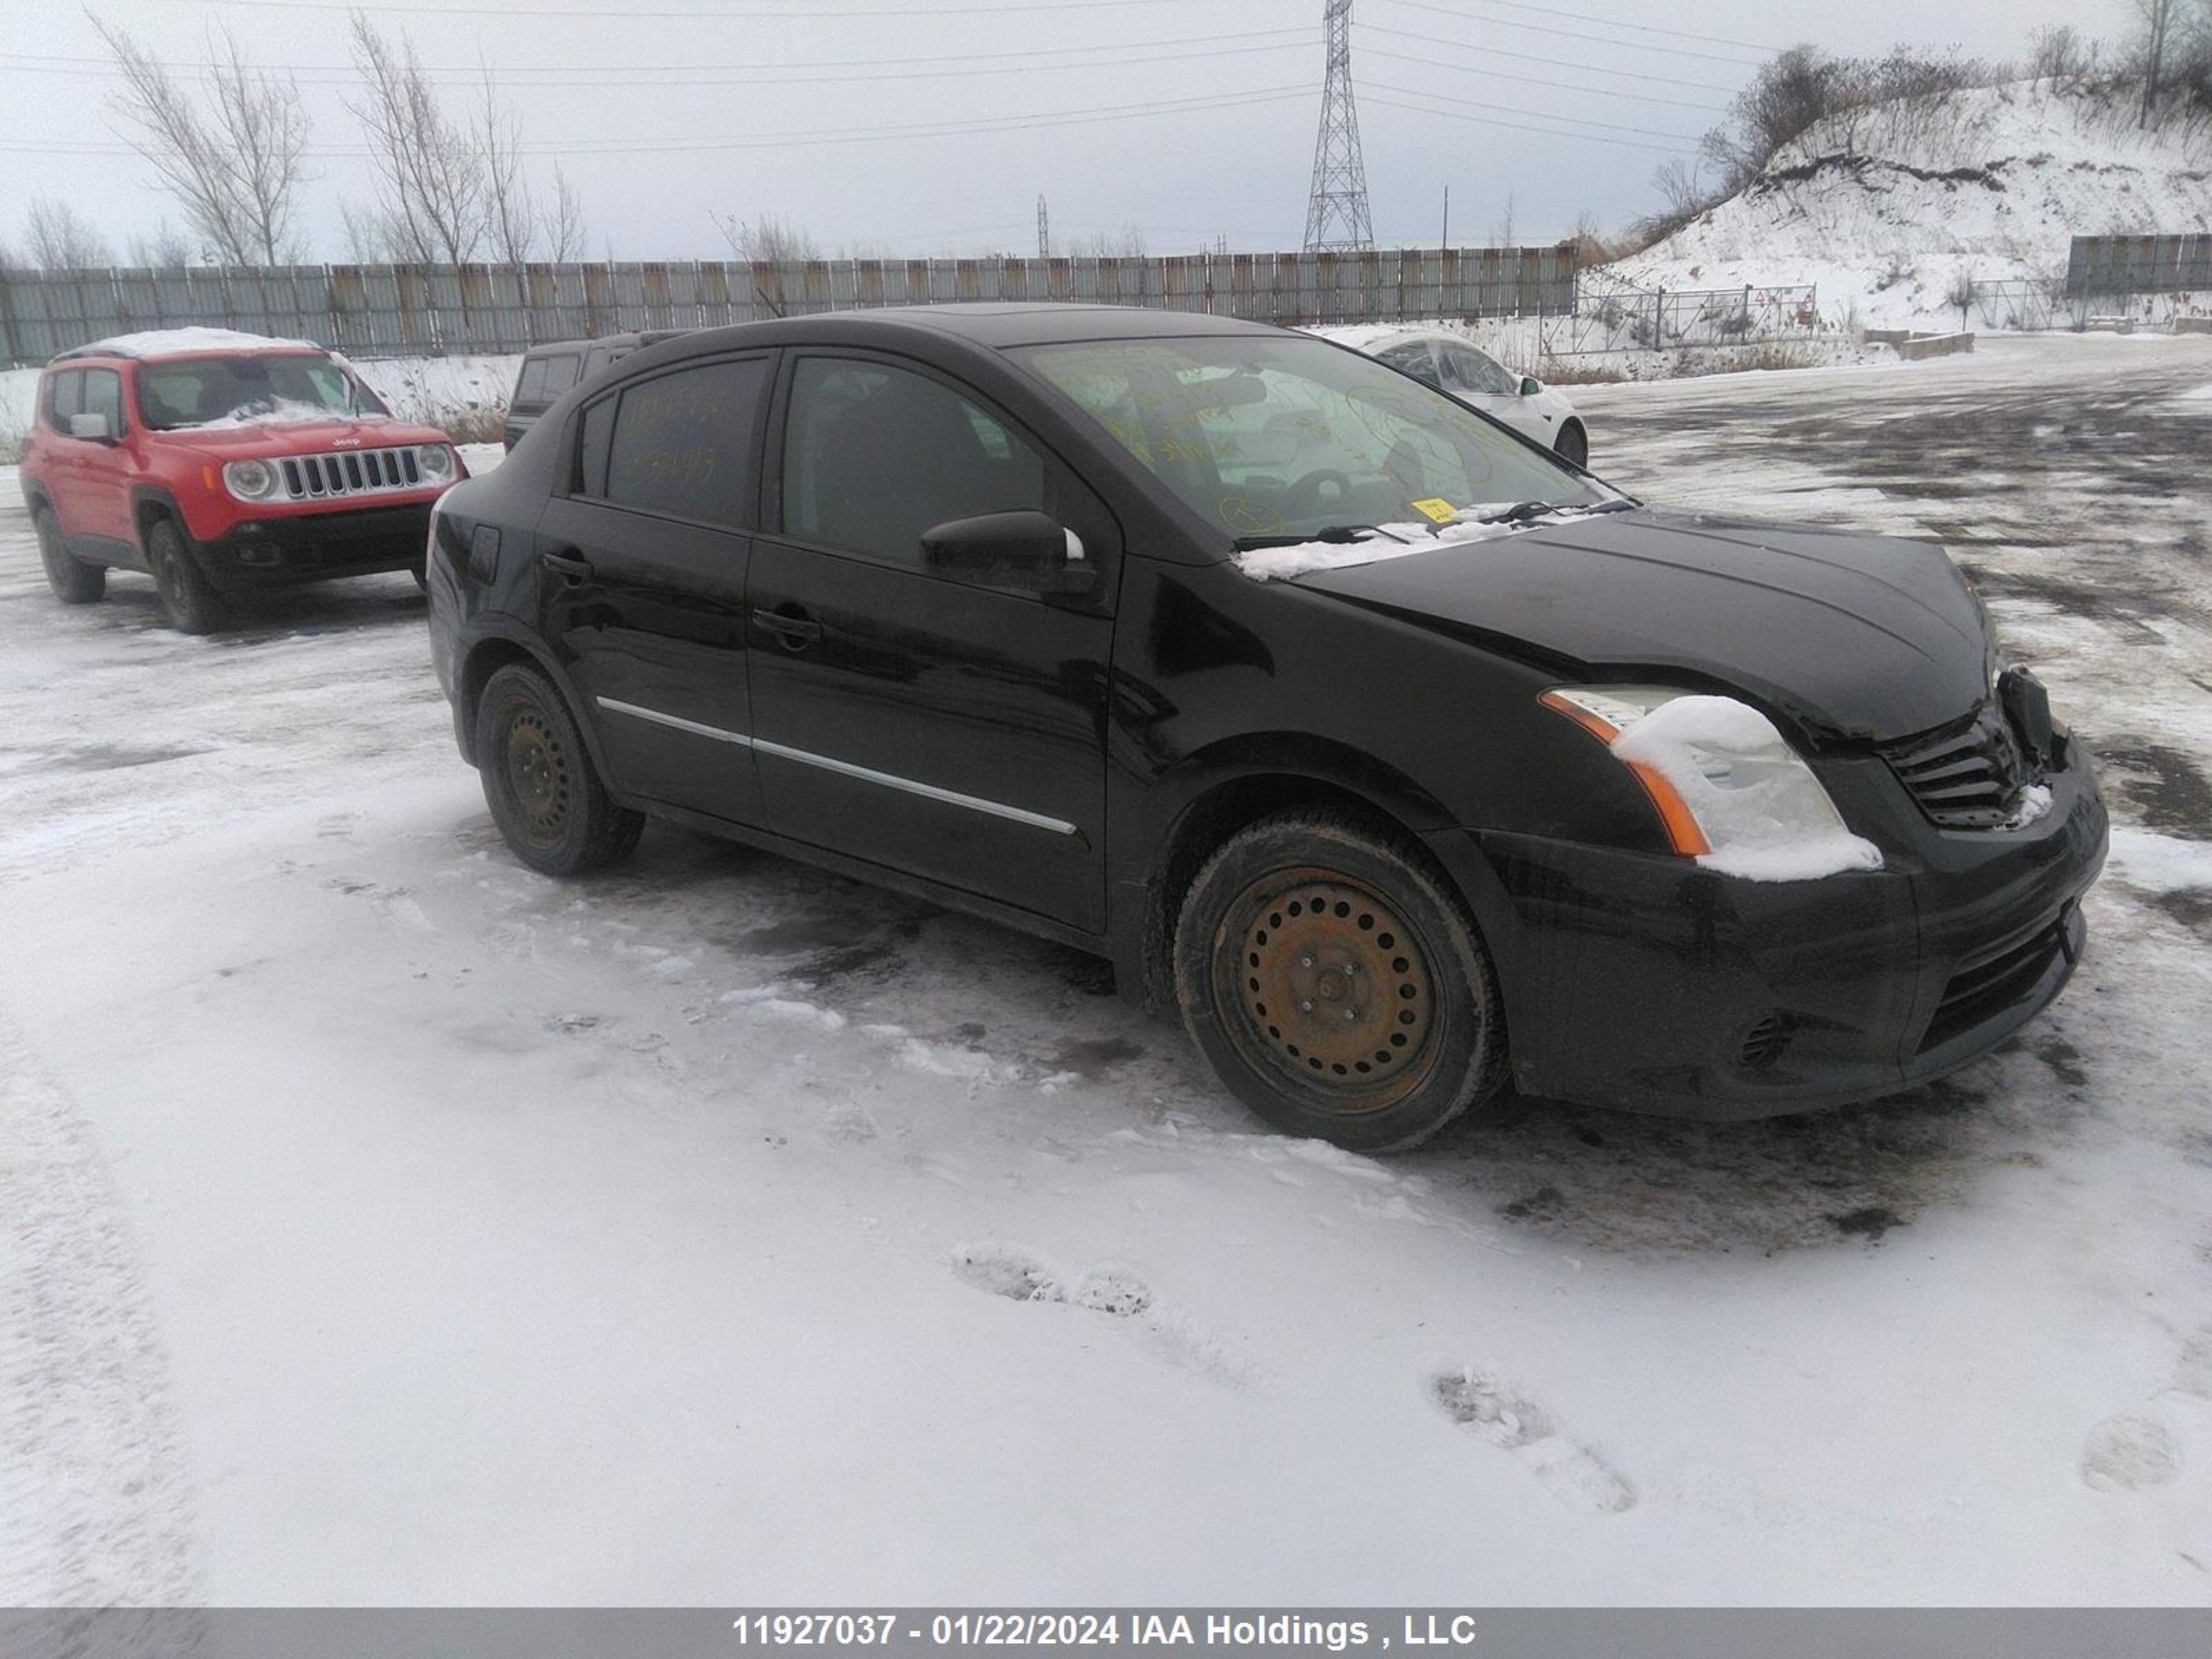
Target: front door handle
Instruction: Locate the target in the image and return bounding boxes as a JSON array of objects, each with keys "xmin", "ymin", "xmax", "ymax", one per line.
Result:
[
  {"xmin": 541, "ymin": 549, "xmax": 593, "ymax": 582},
  {"xmin": 752, "ymin": 606, "xmax": 822, "ymax": 650}
]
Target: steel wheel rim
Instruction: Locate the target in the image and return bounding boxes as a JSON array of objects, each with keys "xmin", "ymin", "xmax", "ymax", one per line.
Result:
[
  {"xmin": 501, "ymin": 708, "xmax": 570, "ymax": 847},
  {"xmin": 1214, "ymin": 867, "xmax": 1440, "ymax": 1113}
]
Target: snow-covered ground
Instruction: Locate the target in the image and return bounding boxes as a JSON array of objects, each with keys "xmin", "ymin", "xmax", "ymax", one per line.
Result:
[
  {"xmin": 1613, "ymin": 80, "xmax": 2212, "ymax": 331},
  {"xmin": 3, "ymin": 337, "xmax": 2210, "ymax": 1604},
  {"xmin": 0, "ymin": 354, "xmax": 521, "ymax": 460}
]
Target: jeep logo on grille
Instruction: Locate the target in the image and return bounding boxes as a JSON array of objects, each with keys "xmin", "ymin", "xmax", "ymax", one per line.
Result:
[{"xmin": 332, "ymin": 438, "xmax": 362, "ymax": 448}]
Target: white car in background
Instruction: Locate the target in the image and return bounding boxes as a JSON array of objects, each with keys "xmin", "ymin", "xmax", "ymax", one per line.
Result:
[{"xmin": 1327, "ymin": 326, "xmax": 1588, "ymax": 469}]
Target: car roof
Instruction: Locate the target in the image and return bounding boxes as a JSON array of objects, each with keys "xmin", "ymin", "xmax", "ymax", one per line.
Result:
[
  {"xmin": 525, "ymin": 329, "xmax": 688, "ymax": 357},
  {"xmin": 640, "ymin": 303, "xmax": 1289, "ymax": 362},
  {"xmin": 50, "ymin": 327, "xmax": 327, "ymax": 364}
]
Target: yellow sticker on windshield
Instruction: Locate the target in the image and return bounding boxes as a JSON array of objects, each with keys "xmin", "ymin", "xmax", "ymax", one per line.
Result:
[{"xmin": 1410, "ymin": 497, "xmax": 1459, "ymax": 524}]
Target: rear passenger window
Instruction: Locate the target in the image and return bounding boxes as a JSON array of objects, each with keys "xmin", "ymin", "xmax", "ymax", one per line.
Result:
[
  {"xmin": 47, "ymin": 371, "xmax": 82, "ymax": 429},
  {"xmin": 599, "ymin": 357, "xmax": 769, "ymax": 528},
  {"xmin": 515, "ymin": 359, "xmax": 548, "ymax": 402},
  {"xmin": 781, "ymin": 357, "xmax": 1048, "ymax": 565}
]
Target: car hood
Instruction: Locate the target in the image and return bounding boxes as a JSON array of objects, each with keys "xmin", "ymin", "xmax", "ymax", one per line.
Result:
[
  {"xmin": 1286, "ymin": 507, "xmax": 1993, "ymax": 741},
  {"xmin": 158, "ymin": 418, "xmax": 451, "ymax": 458}
]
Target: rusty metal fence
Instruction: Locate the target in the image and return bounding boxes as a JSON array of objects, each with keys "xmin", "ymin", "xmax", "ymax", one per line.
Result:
[
  {"xmin": 0, "ymin": 249, "xmax": 1577, "ymax": 366},
  {"xmin": 2065, "ymin": 234, "xmax": 2212, "ymax": 296},
  {"xmin": 1538, "ymin": 268, "xmax": 1824, "ymax": 357}
]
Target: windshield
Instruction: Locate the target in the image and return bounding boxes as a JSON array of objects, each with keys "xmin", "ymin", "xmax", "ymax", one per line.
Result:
[
  {"xmin": 135, "ymin": 353, "xmax": 388, "ymax": 431},
  {"xmin": 1015, "ymin": 334, "xmax": 1621, "ymax": 544}
]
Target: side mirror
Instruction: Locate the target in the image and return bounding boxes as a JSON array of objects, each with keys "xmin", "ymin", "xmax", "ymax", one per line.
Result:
[
  {"xmin": 1518, "ymin": 375, "xmax": 1542, "ymax": 397},
  {"xmin": 69, "ymin": 411, "xmax": 115, "ymax": 442},
  {"xmin": 921, "ymin": 509, "xmax": 1097, "ymax": 595}
]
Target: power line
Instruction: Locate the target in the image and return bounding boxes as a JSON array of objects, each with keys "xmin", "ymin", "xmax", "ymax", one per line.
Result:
[
  {"xmin": 1376, "ymin": 0, "xmax": 1771, "ymax": 66},
  {"xmin": 1362, "ymin": 92, "xmax": 1700, "ymax": 154},
  {"xmin": 129, "ymin": 0, "xmax": 1241, "ymax": 17},
  {"xmin": 0, "ymin": 84, "xmax": 1312, "ymax": 158},
  {"xmin": 1356, "ymin": 45, "xmax": 1726, "ymax": 110},
  {"xmin": 2, "ymin": 37, "xmax": 1318, "ymax": 90},
  {"xmin": 1434, "ymin": 0, "xmax": 1779, "ymax": 52},
  {"xmin": 1358, "ymin": 21, "xmax": 1743, "ymax": 93},
  {"xmin": 0, "ymin": 25, "xmax": 1315, "ymax": 79},
  {"xmin": 1363, "ymin": 79, "xmax": 1700, "ymax": 142}
]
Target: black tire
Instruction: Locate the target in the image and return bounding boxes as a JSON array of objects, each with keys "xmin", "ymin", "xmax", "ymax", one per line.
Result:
[
  {"xmin": 147, "ymin": 517, "xmax": 227, "ymax": 634},
  {"xmin": 410, "ymin": 561, "xmax": 429, "ymax": 592},
  {"xmin": 1173, "ymin": 807, "xmax": 1507, "ymax": 1152},
  {"xmin": 1555, "ymin": 421, "xmax": 1589, "ymax": 469},
  {"xmin": 474, "ymin": 662, "xmax": 645, "ymax": 877},
  {"xmin": 35, "ymin": 507, "xmax": 106, "ymax": 604}
]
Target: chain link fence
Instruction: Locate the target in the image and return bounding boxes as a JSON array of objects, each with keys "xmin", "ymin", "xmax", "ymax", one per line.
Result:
[{"xmin": 1536, "ymin": 269, "xmax": 1825, "ymax": 357}]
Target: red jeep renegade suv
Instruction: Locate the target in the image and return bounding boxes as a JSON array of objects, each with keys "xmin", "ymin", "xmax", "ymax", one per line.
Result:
[{"xmin": 19, "ymin": 327, "xmax": 467, "ymax": 632}]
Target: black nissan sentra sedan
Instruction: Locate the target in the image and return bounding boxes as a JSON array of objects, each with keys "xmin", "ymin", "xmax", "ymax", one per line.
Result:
[{"xmin": 427, "ymin": 304, "xmax": 2106, "ymax": 1150}]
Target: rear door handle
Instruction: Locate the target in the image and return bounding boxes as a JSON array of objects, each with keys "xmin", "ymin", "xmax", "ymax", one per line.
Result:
[
  {"xmin": 541, "ymin": 549, "xmax": 592, "ymax": 582},
  {"xmin": 752, "ymin": 606, "xmax": 822, "ymax": 648}
]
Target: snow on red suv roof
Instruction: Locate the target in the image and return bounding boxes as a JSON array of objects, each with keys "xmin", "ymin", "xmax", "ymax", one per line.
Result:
[{"xmin": 52, "ymin": 326, "xmax": 323, "ymax": 363}]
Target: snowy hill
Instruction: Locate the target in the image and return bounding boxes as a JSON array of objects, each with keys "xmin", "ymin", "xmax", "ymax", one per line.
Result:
[{"xmin": 1610, "ymin": 81, "xmax": 2212, "ymax": 329}]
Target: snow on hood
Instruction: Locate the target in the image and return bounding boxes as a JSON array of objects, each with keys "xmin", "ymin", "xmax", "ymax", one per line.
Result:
[
  {"xmin": 1610, "ymin": 695, "xmax": 1885, "ymax": 882},
  {"xmin": 180, "ymin": 399, "xmax": 395, "ymax": 432},
  {"xmin": 1232, "ymin": 505, "xmax": 1609, "ymax": 581},
  {"xmin": 67, "ymin": 326, "xmax": 321, "ymax": 359}
]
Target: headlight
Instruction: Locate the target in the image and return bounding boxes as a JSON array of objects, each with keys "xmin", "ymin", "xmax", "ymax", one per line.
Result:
[
  {"xmin": 223, "ymin": 458, "xmax": 278, "ymax": 501},
  {"xmin": 1541, "ymin": 686, "xmax": 1882, "ymax": 881},
  {"xmin": 416, "ymin": 444, "xmax": 456, "ymax": 482}
]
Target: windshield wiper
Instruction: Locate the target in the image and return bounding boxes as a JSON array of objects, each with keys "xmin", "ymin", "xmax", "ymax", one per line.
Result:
[
  {"xmin": 1230, "ymin": 523, "xmax": 1407, "ymax": 551},
  {"xmin": 1474, "ymin": 498, "xmax": 1635, "ymax": 525}
]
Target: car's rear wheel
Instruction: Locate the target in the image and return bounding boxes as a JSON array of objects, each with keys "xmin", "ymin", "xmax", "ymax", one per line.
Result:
[
  {"xmin": 35, "ymin": 508, "xmax": 106, "ymax": 604},
  {"xmin": 1173, "ymin": 807, "xmax": 1507, "ymax": 1151},
  {"xmin": 1555, "ymin": 420, "xmax": 1589, "ymax": 469},
  {"xmin": 475, "ymin": 662, "xmax": 645, "ymax": 876},
  {"xmin": 147, "ymin": 518, "xmax": 227, "ymax": 634}
]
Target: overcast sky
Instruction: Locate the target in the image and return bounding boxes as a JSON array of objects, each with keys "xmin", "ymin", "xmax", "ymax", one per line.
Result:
[{"xmin": 3, "ymin": 0, "xmax": 2137, "ymax": 263}]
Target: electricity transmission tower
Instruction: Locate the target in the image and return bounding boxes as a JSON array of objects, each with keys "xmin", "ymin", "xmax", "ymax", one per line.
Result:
[
  {"xmin": 1036, "ymin": 193, "xmax": 1051, "ymax": 259},
  {"xmin": 1302, "ymin": 0, "xmax": 1374, "ymax": 253}
]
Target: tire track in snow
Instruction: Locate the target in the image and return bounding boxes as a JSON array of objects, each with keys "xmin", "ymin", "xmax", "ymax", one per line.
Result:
[{"xmin": 0, "ymin": 1013, "xmax": 201, "ymax": 1606}]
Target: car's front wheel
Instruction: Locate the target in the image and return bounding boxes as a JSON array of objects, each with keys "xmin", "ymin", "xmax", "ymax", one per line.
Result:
[
  {"xmin": 475, "ymin": 662, "xmax": 645, "ymax": 876},
  {"xmin": 147, "ymin": 518, "xmax": 227, "ymax": 633},
  {"xmin": 1174, "ymin": 807, "xmax": 1507, "ymax": 1151},
  {"xmin": 35, "ymin": 508, "xmax": 106, "ymax": 605}
]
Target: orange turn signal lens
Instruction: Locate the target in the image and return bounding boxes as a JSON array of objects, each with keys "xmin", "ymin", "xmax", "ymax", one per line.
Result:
[{"xmin": 1538, "ymin": 690, "xmax": 1712, "ymax": 859}]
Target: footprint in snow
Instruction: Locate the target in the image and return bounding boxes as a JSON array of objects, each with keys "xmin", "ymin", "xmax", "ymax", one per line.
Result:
[
  {"xmin": 950, "ymin": 1245, "xmax": 1254, "ymax": 1387},
  {"xmin": 1435, "ymin": 1367, "xmax": 1637, "ymax": 1515},
  {"xmin": 2081, "ymin": 1413, "xmax": 2182, "ymax": 1493},
  {"xmin": 950, "ymin": 1243, "xmax": 1152, "ymax": 1316}
]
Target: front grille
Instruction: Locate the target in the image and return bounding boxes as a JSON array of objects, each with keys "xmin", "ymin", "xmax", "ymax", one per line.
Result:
[
  {"xmin": 1880, "ymin": 703, "xmax": 2033, "ymax": 829},
  {"xmin": 275, "ymin": 446, "xmax": 424, "ymax": 502},
  {"xmin": 1918, "ymin": 912, "xmax": 2069, "ymax": 1053}
]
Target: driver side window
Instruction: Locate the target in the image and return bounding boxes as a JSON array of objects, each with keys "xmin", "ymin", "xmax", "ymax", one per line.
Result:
[
  {"xmin": 781, "ymin": 357, "xmax": 1049, "ymax": 568},
  {"xmin": 1440, "ymin": 344, "xmax": 1517, "ymax": 397}
]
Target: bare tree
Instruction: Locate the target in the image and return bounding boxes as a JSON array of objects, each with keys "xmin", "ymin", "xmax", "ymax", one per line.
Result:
[
  {"xmin": 24, "ymin": 197, "xmax": 115, "ymax": 269},
  {"xmin": 93, "ymin": 17, "xmax": 310, "ymax": 265},
  {"xmin": 542, "ymin": 168, "xmax": 588, "ymax": 261},
  {"xmin": 713, "ymin": 212, "xmax": 825, "ymax": 262},
  {"xmin": 2142, "ymin": 0, "xmax": 2177, "ymax": 122},
  {"xmin": 347, "ymin": 14, "xmax": 488, "ymax": 266},
  {"xmin": 128, "ymin": 221, "xmax": 198, "ymax": 267},
  {"xmin": 480, "ymin": 67, "xmax": 535, "ymax": 265}
]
